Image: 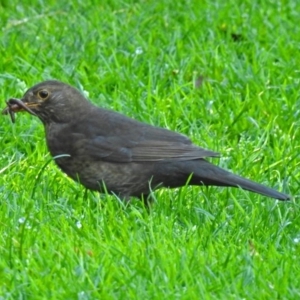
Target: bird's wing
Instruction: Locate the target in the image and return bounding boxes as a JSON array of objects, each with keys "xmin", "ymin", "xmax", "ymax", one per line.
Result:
[
  {"xmin": 130, "ymin": 140, "xmax": 219, "ymax": 162},
  {"xmin": 73, "ymin": 110, "xmax": 219, "ymax": 163},
  {"xmin": 79, "ymin": 135, "xmax": 219, "ymax": 163}
]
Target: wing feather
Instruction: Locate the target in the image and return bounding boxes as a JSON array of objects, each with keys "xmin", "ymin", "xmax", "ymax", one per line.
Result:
[{"xmin": 72, "ymin": 109, "xmax": 219, "ymax": 163}]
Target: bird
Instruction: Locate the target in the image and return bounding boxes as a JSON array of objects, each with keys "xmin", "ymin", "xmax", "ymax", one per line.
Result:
[{"xmin": 2, "ymin": 80, "xmax": 291, "ymax": 202}]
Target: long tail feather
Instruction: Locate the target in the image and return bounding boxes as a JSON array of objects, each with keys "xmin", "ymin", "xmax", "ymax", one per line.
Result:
[{"xmin": 191, "ymin": 160, "xmax": 290, "ymax": 201}]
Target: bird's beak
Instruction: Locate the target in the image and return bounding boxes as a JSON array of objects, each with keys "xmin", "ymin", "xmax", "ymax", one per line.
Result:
[
  {"xmin": 2, "ymin": 98, "xmax": 37, "ymax": 123},
  {"xmin": 2, "ymin": 98, "xmax": 37, "ymax": 115}
]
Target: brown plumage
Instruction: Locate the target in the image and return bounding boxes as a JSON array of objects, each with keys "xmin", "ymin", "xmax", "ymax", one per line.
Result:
[{"xmin": 2, "ymin": 80, "xmax": 291, "ymax": 202}]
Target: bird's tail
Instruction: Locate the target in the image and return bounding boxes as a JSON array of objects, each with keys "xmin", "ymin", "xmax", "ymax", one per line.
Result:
[{"xmin": 189, "ymin": 160, "xmax": 291, "ymax": 201}]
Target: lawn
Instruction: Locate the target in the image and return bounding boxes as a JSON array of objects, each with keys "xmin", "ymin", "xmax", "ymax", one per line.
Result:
[{"xmin": 0, "ymin": 0, "xmax": 299, "ymax": 299}]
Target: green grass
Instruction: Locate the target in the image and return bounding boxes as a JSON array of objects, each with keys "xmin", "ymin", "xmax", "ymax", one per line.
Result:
[{"xmin": 0, "ymin": 0, "xmax": 299, "ymax": 298}]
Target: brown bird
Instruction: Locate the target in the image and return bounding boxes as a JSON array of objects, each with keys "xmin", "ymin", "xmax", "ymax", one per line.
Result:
[{"xmin": 2, "ymin": 80, "xmax": 290, "ymax": 202}]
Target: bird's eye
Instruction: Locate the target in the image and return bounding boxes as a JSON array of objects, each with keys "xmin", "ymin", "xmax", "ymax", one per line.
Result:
[{"xmin": 38, "ymin": 90, "xmax": 49, "ymax": 100}]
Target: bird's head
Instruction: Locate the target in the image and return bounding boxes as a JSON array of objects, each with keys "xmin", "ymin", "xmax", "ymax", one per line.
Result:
[{"xmin": 2, "ymin": 80, "xmax": 92, "ymax": 124}]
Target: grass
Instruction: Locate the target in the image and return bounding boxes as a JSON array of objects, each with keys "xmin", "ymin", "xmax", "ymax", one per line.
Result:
[{"xmin": 0, "ymin": 0, "xmax": 299, "ymax": 298}]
